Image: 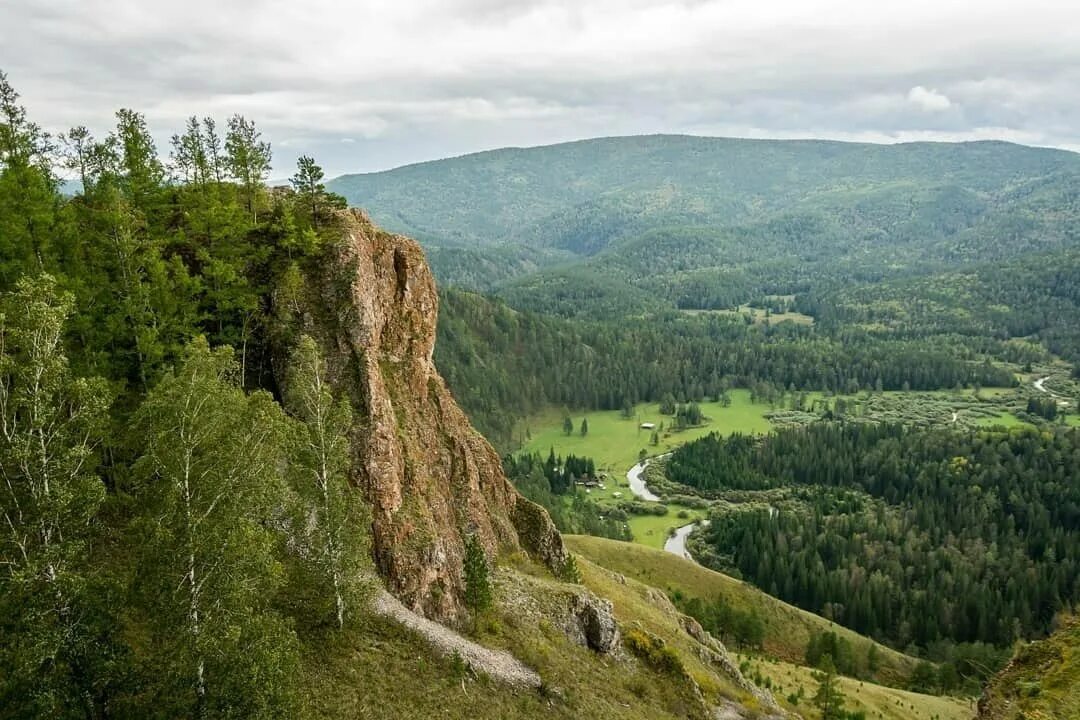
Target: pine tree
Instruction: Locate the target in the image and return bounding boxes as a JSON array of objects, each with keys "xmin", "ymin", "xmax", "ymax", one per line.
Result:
[
  {"xmin": 812, "ymin": 654, "xmax": 845, "ymax": 720},
  {"xmin": 462, "ymin": 533, "xmax": 493, "ymax": 612},
  {"xmin": 291, "ymin": 155, "xmax": 326, "ymax": 228},
  {"xmin": 0, "ymin": 71, "xmax": 57, "ymax": 288},
  {"xmin": 563, "ymin": 415, "xmax": 574, "ymax": 436},
  {"xmin": 225, "ymin": 114, "xmax": 271, "ymax": 223},
  {"xmin": 580, "ymin": 417, "xmax": 589, "ymax": 437}
]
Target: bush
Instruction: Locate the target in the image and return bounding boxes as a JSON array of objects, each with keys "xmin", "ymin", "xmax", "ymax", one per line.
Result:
[{"xmin": 623, "ymin": 629, "xmax": 685, "ymax": 676}]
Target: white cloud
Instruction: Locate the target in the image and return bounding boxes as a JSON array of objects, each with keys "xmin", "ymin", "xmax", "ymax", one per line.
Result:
[
  {"xmin": 907, "ymin": 86, "xmax": 953, "ymax": 112},
  {"xmin": 2, "ymin": 0, "xmax": 1080, "ymax": 175}
]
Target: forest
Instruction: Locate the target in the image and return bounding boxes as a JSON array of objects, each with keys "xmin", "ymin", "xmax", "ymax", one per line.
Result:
[
  {"xmin": 665, "ymin": 422, "xmax": 1080, "ymax": 688},
  {"xmin": 0, "ymin": 71, "xmax": 373, "ymax": 717}
]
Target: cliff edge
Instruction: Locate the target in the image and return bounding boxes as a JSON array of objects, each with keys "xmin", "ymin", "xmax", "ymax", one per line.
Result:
[{"xmin": 274, "ymin": 209, "xmax": 567, "ymax": 622}]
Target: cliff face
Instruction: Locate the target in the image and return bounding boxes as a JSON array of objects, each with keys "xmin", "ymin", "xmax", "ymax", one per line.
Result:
[{"xmin": 277, "ymin": 209, "xmax": 566, "ymax": 622}]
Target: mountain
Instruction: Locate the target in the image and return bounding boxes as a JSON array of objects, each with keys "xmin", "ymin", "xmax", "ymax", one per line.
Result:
[
  {"xmin": 329, "ymin": 135, "xmax": 1080, "ymax": 253},
  {"xmin": 328, "ymin": 136, "xmax": 1080, "ymax": 343}
]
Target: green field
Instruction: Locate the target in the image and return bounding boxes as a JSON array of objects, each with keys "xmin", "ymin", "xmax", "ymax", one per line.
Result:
[
  {"xmin": 681, "ymin": 305, "xmax": 815, "ymax": 326},
  {"xmin": 520, "ymin": 389, "xmax": 773, "ymax": 481},
  {"xmin": 625, "ymin": 509, "xmax": 708, "ymax": 550}
]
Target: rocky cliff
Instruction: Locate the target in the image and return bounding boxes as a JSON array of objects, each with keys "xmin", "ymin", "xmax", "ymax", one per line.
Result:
[{"xmin": 275, "ymin": 209, "xmax": 567, "ymax": 622}]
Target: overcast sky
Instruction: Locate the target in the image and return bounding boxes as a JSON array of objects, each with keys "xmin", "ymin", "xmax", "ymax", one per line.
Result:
[{"xmin": 3, "ymin": 0, "xmax": 1080, "ymax": 177}]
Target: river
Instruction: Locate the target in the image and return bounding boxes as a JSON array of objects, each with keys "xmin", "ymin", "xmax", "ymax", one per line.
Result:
[
  {"xmin": 625, "ymin": 456, "xmax": 666, "ymax": 502},
  {"xmin": 663, "ymin": 522, "xmax": 699, "ymax": 560}
]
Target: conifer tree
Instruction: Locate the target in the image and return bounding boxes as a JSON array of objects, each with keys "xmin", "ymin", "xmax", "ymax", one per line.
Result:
[
  {"xmin": 462, "ymin": 533, "xmax": 493, "ymax": 612},
  {"xmin": 812, "ymin": 654, "xmax": 844, "ymax": 720}
]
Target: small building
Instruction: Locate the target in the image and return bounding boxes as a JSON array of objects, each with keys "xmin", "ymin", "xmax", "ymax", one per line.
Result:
[{"xmin": 640, "ymin": 422, "xmax": 656, "ymax": 430}]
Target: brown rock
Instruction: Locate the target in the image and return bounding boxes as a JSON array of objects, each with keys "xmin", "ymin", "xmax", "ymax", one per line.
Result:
[{"xmin": 276, "ymin": 209, "xmax": 567, "ymax": 622}]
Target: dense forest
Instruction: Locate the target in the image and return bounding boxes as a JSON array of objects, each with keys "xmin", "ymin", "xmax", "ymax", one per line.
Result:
[
  {"xmin": 667, "ymin": 424, "xmax": 1080, "ymax": 659},
  {"xmin": 0, "ymin": 70, "xmax": 375, "ymax": 717},
  {"xmin": 437, "ymin": 288, "xmax": 1020, "ymax": 447}
]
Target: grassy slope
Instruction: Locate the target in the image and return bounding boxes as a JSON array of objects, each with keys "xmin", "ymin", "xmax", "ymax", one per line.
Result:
[
  {"xmin": 978, "ymin": 615, "xmax": 1080, "ymax": 720},
  {"xmin": 742, "ymin": 656, "xmax": 975, "ymax": 720},
  {"xmin": 302, "ymin": 564, "xmax": 721, "ymax": 720},
  {"xmin": 565, "ymin": 535, "xmax": 917, "ymax": 684},
  {"xmin": 566, "ymin": 536, "xmax": 974, "ymax": 720}
]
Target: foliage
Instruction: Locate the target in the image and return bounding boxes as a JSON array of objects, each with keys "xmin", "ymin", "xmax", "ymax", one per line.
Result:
[
  {"xmin": 0, "ymin": 276, "xmax": 112, "ymax": 717},
  {"xmin": 462, "ymin": 534, "xmax": 493, "ymax": 613},
  {"xmin": 284, "ymin": 335, "xmax": 369, "ymax": 629},
  {"xmin": 676, "ymin": 423, "xmax": 1080, "ymax": 659},
  {"xmin": 130, "ymin": 338, "xmax": 302, "ymax": 718}
]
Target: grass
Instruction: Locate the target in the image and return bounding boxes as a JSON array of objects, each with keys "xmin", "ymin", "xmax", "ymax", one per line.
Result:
[
  {"xmin": 978, "ymin": 614, "xmax": 1080, "ymax": 720},
  {"xmin": 626, "ymin": 508, "xmax": 708, "ymax": 550},
  {"xmin": 741, "ymin": 655, "xmax": 975, "ymax": 720},
  {"xmin": 565, "ymin": 536, "xmax": 977, "ymax": 720},
  {"xmin": 519, "ymin": 390, "xmax": 773, "ymax": 502},
  {"xmin": 565, "ymin": 535, "xmax": 919, "ymax": 687},
  {"xmin": 974, "ymin": 411, "xmax": 1033, "ymax": 428},
  {"xmin": 302, "ymin": 562, "xmax": 719, "ymax": 720},
  {"xmin": 681, "ymin": 305, "xmax": 815, "ymax": 326}
]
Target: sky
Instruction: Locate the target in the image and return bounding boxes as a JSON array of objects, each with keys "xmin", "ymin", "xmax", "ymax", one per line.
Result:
[{"xmin": 3, "ymin": 0, "xmax": 1080, "ymax": 178}]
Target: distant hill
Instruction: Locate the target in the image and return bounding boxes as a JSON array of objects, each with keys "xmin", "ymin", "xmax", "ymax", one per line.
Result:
[
  {"xmin": 328, "ymin": 134, "xmax": 1080, "ymax": 252},
  {"xmin": 328, "ymin": 135, "xmax": 1080, "ymax": 306}
]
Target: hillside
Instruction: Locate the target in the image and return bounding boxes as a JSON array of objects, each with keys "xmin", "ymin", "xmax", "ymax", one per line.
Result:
[
  {"xmin": 565, "ymin": 535, "xmax": 916, "ymax": 685},
  {"xmin": 329, "ymin": 135, "xmax": 1080, "ymax": 253},
  {"xmin": 978, "ymin": 615, "xmax": 1080, "ymax": 720},
  {"xmin": 329, "ymin": 136, "xmax": 1080, "ymax": 302}
]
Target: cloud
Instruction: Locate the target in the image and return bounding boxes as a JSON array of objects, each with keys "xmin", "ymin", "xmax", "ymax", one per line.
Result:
[
  {"xmin": 2, "ymin": 0, "xmax": 1080, "ymax": 175},
  {"xmin": 907, "ymin": 86, "xmax": 953, "ymax": 112}
]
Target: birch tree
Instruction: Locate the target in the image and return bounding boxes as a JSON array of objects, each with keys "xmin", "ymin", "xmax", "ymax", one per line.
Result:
[
  {"xmin": 285, "ymin": 335, "xmax": 367, "ymax": 629},
  {"xmin": 0, "ymin": 275, "xmax": 110, "ymax": 716},
  {"xmin": 132, "ymin": 338, "xmax": 300, "ymax": 718}
]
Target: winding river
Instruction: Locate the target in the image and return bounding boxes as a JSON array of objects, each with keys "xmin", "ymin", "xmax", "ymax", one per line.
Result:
[{"xmin": 623, "ymin": 455, "xmax": 705, "ymax": 561}]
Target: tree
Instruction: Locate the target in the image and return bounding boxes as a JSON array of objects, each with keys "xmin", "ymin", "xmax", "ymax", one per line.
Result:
[
  {"xmin": 0, "ymin": 71, "xmax": 57, "ymax": 288},
  {"xmin": 462, "ymin": 533, "xmax": 493, "ymax": 612},
  {"xmin": 563, "ymin": 415, "xmax": 574, "ymax": 436},
  {"xmin": 812, "ymin": 654, "xmax": 845, "ymax": 720},
  {"xmin": 131, "ymin": 338, "xmax": 301, "ymax": 718},
  {"xmin": 285, "ymin": 336, "xmax": 368, "ymax": 629},
  {"xmin": 291, "ymin": 155, "xmax": 326, "ymax": 228},
  {"xmin": 113, "ymin": 108, "xmax": 164, "ymax": 216},
  {"xmin": 225, "ymin": 115, "xmax": 271, "ymax": 223},
  {"xmin": 0, "ymin": 276, "xmax": 112, "ymax": 716},
  {"xmin": 580, "ymin": 417, "xmax": 589, "ymax": 437}
]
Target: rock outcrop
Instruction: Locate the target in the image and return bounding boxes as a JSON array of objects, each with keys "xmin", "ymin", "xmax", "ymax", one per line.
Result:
[
  {"xmin": 563, "ymin": 593, "xmax": 620, "ymax": 653},
  {"xmin": 275, "ymin": 209, "xmax": 567, "ymax": 622}
]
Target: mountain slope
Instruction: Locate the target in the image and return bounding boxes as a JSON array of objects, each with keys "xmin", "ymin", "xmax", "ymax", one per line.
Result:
[
  {"xmin": 329, "ymin": 135, "xmax": 1080, "ymax": 254},
  {"xmin": 978, "ymin": 614, "xmax": 1080, "ymax": 720}
]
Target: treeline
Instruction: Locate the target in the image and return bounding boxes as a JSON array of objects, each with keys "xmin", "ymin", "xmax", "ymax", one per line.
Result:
[
  {"xmin": 801, "ymin": 247, "xmax": 1080, "ymax": 364},
  {"xmin": 436, "ymin": 288, "xmax": 1016, "ymax": 448},
  {"xmin": 0, "ymin": 71, "xmax": 370, "ymax": 718},
  {"xmin": 673, "ymin": 423, "xmax": 1080, "ymax": 652}
]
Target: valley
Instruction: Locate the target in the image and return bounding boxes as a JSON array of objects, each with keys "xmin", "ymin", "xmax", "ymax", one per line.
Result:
[{"xmin": 2, "ymin": 58, "xmax": 1080, "ymax": 718}]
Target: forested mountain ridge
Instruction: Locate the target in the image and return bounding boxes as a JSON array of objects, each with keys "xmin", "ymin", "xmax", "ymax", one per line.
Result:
[
  {"xmin": 329, "ymin": 135, "xmax": 1080, "ymax": 304},
  {"xmin": 329, "ymin": 134, "xmax": 1080, "ymax": 252}
]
